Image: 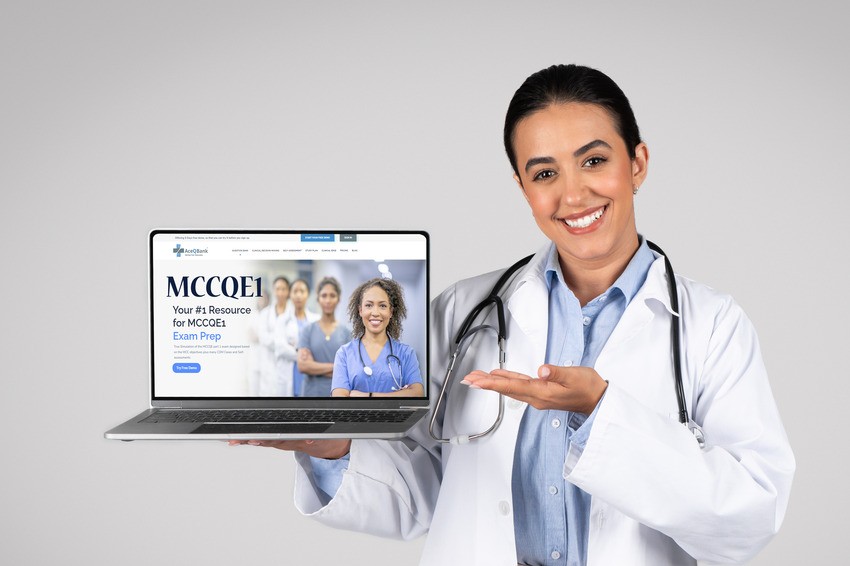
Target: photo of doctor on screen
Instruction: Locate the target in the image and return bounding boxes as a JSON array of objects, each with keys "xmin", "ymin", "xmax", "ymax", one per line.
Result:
[{"xmin": 331, "ymin": 278, "xmax": 424, "ymax": 398}]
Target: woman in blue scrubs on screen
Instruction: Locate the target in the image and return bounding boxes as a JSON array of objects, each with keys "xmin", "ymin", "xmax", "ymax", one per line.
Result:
[
  {"xmin": 297, "ymin": 277, "xmax": 350, "ymax": 397},
  {"xmin": 331, "ymin": 278, "xmax": 424, "ymax": 398}
]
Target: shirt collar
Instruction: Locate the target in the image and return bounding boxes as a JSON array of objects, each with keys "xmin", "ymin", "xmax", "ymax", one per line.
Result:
[{"xmin": 543, "ymin": 236, "xmax": 655, "ymax": 305}]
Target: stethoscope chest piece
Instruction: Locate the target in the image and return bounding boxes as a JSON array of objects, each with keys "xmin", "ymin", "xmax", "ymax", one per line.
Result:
[{"xmin": 363, "ymin": 365, "xmax": 373, "ymax": 376}]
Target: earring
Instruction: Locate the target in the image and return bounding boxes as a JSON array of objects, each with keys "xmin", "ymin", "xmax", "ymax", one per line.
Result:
[{"xmin": 633, "ymin": 185, "xmax": 639, "ymax": 195}]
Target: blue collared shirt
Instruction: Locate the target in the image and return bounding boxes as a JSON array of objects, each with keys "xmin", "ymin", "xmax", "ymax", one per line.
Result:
[{"xmin": 512, "ymin": 238, "xmax": 655, "ymax": 566}]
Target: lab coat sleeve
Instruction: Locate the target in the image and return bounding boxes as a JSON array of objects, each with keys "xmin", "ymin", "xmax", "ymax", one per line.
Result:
[
  {"xmin": 565, "ymin": 292, "xmax": 795, "ymax": 564},
  {"xmin": 291, "ymin": 286, "xmax": 455, "ymax": 540},
  {"xmin": 258, "ymin": 308, "xmax": 275, "ymax": 348},
  {"xmin": 274, "ymin": 316, "xmax": 298, "ymax": 362}
]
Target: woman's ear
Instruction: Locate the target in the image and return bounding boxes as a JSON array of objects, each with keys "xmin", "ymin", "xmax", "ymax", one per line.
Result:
[{"xmin": 631, "ymin": 142, "xmax": 649, "ymax": 188}]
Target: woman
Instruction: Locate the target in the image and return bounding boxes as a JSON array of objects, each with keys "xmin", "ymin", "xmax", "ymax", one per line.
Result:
[
  {"xmin": 236, "ymin": 65, "xmax": 794, "ymax": 565},
  {"xmin": 258, "ymin": 276, "xmax": 290, "ymax": 396},
  {"xmin": 296, "ymin": 277, "xmax": 350, "ymax": 397},
  {"xmin": 275, "ymin": 278, "xmax": 320, "ymax": 397},
  {"xmin": 331, "ymin": 278, "xmax": 424, "ymax": 398}
]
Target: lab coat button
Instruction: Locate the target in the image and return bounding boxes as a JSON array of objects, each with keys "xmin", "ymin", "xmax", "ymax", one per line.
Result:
[
  {"xmin": 551, "ymin": 418, "xmax": 561, "ymax": 429},
  {"xmin": 498, "ymin": 500, "xmax": 511, "ymax": 516},
  {"xmin": 508, "ymin": 399, "xmax": 523, "ymax": 410},
  {"xmin": 551, "ymin": 550, "xmax": 561, "ymax": 560}
]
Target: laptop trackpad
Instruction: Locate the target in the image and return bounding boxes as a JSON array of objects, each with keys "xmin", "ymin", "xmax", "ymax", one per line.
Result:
[{"xmin": 192, "ymin": 423, "xmax": 332, "ymax": 434}]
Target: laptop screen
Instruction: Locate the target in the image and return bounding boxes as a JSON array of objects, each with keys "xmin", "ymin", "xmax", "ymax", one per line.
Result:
[{"xmin": 150, "ymin": 231, "xmax": 428, "ymax": 400}]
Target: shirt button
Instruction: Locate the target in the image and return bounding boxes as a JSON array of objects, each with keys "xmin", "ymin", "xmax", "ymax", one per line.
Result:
[
  {"xmin": 551, "ymin": 550, "xmax": 561, "ymax": 560},
  {"xmin": 600, "ymin": 295, "xmax": 607, "ymax": 302},
  {"xmin": 508, "ymin": 399, "xmax": 523, "ymax": 410},
  {"xmin": 582, "ymin": 316, "xmax": 591, "ymax": 326},
  {"xmin": 562, "ymin": 360, "xmax": 573, "ymax": 367},
  {"xmin": 551, "ymin": 418, "xmax": 561, "ymax": 429},
  {"xmin": 498, "ymin": 500, "xmax": 511, "ymax": 516},
  {"xmin": 548, "ymin": 485, "xmax": 558, "ymax": 495}
]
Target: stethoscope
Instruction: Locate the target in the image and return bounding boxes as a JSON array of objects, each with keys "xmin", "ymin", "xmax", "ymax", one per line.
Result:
[
  {"xmin": 428, "ymin": 241, "xmax": 705, "ymax": 448},
  {"xmin": 359, "ymin": 337, "xmax": 404, "ymax": 391}
]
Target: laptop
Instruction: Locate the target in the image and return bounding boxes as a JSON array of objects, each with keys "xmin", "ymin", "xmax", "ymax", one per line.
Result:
[{"xmin": 105, "ymin": 229, "xmax": 430, "ymax": 440}]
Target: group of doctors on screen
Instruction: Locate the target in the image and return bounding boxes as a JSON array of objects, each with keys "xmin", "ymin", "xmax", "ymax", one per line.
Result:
[{"xmin": 250, "ymin": 275, "xmax": 423, "ymax": 398}]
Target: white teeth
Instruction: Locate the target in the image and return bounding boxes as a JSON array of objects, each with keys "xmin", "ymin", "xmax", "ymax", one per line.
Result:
[{"xmin": 564, "ymin": 207, "xmax": 605, "ymax": 228}]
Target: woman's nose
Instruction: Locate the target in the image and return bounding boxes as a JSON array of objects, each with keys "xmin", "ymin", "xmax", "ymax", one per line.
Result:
[{"xmin": 559, "ymin": 176, "xmax": 588, "ymax": 206}]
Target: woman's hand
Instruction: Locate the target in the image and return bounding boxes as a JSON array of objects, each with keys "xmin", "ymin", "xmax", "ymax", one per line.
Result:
[
  {"xmin": 298, "ymin": 348, "xmax": 313, "ymax": 363},
  {"xmin": 228, "ymin": 438, "xmax": 351, "ymax": 459},
  {"xmin": 461, "ymin": 365, "xmax": 608, "ymax": 414}
]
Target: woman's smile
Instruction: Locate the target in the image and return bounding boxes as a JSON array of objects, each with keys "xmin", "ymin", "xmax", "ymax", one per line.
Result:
[{"xmin": 560, "ymin": 204, "xmax": 607, "ymax": 232}]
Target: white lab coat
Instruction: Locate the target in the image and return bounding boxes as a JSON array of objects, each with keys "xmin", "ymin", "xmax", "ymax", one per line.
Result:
[
  {"xmin": 258, "ymin": 303, "xmax": 290, "ymax": 396},
  {"xmin": 294, "ymin": 245, "xmax": 795, "ymax": 565}
]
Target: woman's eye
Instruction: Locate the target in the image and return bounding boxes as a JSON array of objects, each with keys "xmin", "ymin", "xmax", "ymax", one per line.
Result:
[
  {"xmin": 583, "ymin": 156, "xmax": 606, "ymax": 168},
  {"xmin": 532, "ymin": 169, "xmax": 556, "ymax": 181}
]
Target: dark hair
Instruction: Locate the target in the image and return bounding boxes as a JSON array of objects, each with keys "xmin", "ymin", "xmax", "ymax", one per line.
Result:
[
  {"xmin": 503, "ymin": 64, "xmax": 642, "ymax": 175},
  {"xmin": 273, "ymin": 276, "xmax": 291, "ymax": 288},
  {"xmin": 316, "ymin": 276, "xmax": 341, "ymax": 297},
  {"xmin": 347, "ymin": 278, "xmax": 407, "ymax": 340}
]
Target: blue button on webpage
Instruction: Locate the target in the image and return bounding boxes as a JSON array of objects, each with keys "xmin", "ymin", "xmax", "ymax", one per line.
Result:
[
  {"xmin": 173, "ymin": 363, "xmax": 201, "ymax": 373},
  {"xmin": 300, "ymin": 233, "xmax": 334, "ymax": 242}
]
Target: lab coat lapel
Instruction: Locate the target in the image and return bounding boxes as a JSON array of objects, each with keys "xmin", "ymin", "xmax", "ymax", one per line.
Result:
[
  {"xmin": 505, "ymin": 258, "xmax": 549, "ymax": 370},
  {"xmin": 600, "ymin": 255, "xmax": 672, "ymax": 353},
  {"xmin": 424, "ymin": 253, "xmax": 551, "ymax": 565}
]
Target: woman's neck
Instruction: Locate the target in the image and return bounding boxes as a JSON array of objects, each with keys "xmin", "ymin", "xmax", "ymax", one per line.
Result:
[
  {"xmin": 320, "ymin": 313, "xmax": 336, "ymax": 324},
  {"xmin": 294, "ymin": 305, "xmax": 306, "ymax": 319},
  {"xmin": 559, "ymin": 236, "xmax": 639, "ymax": 306},
  {"xmin": 275, "ymin": 302, "xmax": 287, "ymax": 316},
  {"xmin": 361, "ymin": 331, "xmax": 388, "ymax": 347}
]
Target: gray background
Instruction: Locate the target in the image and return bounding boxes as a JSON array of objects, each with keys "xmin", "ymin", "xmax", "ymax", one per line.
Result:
[{"xmin": 2, "ymin": 1, "xmax": 847, "ymax": 564}]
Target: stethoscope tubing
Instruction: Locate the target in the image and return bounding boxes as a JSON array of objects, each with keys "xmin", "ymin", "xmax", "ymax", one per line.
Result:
[{"xmin": 428, "ymin": 241, "xmax": 691, "ymax": 444}]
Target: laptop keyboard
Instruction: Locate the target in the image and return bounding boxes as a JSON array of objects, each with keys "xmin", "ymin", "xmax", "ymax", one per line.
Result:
[{"xmin": 141, "ymin": 409, "xmax": 413, "ymax": 424}]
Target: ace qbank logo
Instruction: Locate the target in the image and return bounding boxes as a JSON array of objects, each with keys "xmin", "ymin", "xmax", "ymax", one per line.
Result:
[{"xmin": 172, "ymin": 243, "xmax": 208, "ymax": 258}]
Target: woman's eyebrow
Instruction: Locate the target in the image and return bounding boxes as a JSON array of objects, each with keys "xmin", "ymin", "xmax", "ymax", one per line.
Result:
[
  {"xmin": 524, "ymin": 156, "xmax": 555, "ymax": 173},
  {"xmin": 573, "ymin": 139, "xmax": 612, "ymax": 157}
]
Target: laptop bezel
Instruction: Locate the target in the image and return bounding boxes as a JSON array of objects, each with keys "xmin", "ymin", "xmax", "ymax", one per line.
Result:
[{"xmin": 148, "ymin": 229, "xmax": 430, "ymax": 410}]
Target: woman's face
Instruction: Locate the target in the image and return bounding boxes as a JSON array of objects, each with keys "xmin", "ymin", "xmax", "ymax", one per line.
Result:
[
  {"xmin": 358, "ymin": 285, "xmax": 392, "ymax": 337},
  {"xmin": 511, "ymin": 102, "xmax": 648, "ymax": 273},
  {"xmin": 273, "ymin": 279, "xmax": 290, "ymax": 307},
  {"xmin": 290, "ymin": 281, "xmax": 309, "ymax": 310},
  {"xmin": 317, "ymin": 283, "xmax": 340, "ymax": 315}
]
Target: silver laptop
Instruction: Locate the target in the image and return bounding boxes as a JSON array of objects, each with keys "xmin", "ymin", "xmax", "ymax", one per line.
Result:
[{"xmin": 105, "ymin": 230, "xmax": 430, "ymax": 440}]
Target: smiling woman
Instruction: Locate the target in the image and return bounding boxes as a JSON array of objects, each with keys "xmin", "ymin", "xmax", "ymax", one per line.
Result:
[
  {"xmin": 238, "ymin": 64, "xmax": 794, "ymax": 566},
  {"xmin": 330, "ymin": 277, "xmax": 424, "ymax": 398}
]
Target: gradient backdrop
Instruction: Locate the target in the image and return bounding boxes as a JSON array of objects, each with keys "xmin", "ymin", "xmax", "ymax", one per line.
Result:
[{"xmin": 2, "ymin": 1, "xmax": 848, "ymax": 564}]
